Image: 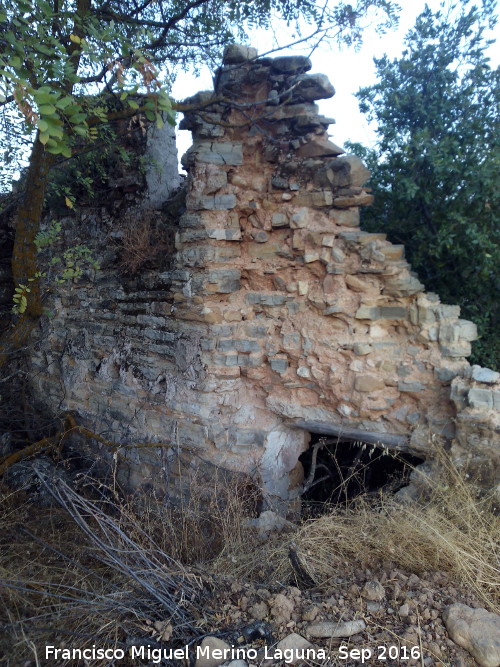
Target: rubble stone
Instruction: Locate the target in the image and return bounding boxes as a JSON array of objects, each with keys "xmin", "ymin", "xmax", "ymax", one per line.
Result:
[
  {"xmin": 270, "ymin": 55, "xmax": 312, "ymax": 73},
  {"xmin": 472, "ymin": 366, "xmax": 500, "ymax": 384},
  {"xmin": 307, "ymin": 620, "xmax": 366, "ymax": 638},
  {"xmin": 354, "ymin": 376, "xmax": 386, "ymax": 392},
  {"xmin": 223, "ymin": 44, "xmax": 258, "ymax": 63},
  {"xmin": 443, "ymin": 603, "xmax": 500, "ymax": 667},
  {"xmin": 195, "ymin": 637, "xmax": 232, "ymax": 667},
  {"xmin": 293, "ymin": 73, "xmax": 335, "ymax": 101}
]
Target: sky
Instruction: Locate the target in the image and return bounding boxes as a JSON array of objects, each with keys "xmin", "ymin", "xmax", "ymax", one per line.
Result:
[{"xmin": 171, "ymin": 0, "xmax": 500, "ymax": 166}]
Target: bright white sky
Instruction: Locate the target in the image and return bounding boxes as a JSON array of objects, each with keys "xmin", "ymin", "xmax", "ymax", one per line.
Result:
[{"xmin": 171, "ymin": 0, "xmax": 499, "ymax": 165}]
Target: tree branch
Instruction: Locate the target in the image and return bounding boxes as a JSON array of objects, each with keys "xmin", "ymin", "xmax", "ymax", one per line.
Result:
[{"xmin": 0, "ymin": 412, "xmax": 187, "ymax": 477}]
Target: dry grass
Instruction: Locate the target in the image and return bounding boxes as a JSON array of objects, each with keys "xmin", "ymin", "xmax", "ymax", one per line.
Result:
[
  {"xmin": 117, "ymin": 212, "xmax": 174, "ymax": 275},
  {"xmin": 214, "ymin": 448, "xmax": 500, "ymax": 612},
  {"xmin": 0, "ymin": 487, "xmax": 122, "ymax": 663},
  {"xmin": 1, "ymin": 446, "xmax": 499, "ymax": 664},
  {"xmin": 135, "ymin": 470, "xmax": 260, "ymax": 565},
  {"xmin": 0, "ymin": 468, "xmax": 258, "ymax": 664}
]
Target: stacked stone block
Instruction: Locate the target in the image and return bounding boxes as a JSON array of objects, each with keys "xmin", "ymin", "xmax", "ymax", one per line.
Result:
[{"xmin": 28, "ymin": 45, "xmax": 500, "ymax": 509}]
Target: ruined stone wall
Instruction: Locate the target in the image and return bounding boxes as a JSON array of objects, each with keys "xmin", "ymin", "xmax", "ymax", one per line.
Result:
[{"xmin": 29, "ymin": 45, "xmax": 500, "ymax": 510}]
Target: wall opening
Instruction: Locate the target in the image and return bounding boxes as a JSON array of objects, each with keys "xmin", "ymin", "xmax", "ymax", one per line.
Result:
[{"xmin": 299, "ymin": 433, "xmax": 424, "ymax": 511}]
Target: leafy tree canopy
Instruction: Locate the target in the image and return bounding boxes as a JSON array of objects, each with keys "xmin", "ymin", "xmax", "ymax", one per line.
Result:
[
  {"xmin": 349, "ymin": 0, "xmax": 500, "ymax": 368},
  {"xmin": 0, "ymin": 0, "xmax": 399, "ymax": 190}
]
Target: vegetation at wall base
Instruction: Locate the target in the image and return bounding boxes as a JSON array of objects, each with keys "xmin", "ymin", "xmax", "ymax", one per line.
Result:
[
  {"xmin": 348, "ymin": 0, "xmax": 500, "ymax": 369},
  {"xmin": 1, "ymin": 444, "xmax": 499, "ymax": 664}
]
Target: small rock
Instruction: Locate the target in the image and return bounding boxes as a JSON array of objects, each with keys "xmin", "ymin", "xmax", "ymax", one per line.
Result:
[
  {"xmin": 307, "ymin": 619, "xmax": 366, "ymax": 638},
  {"xmin": 302, "ymin": 605, "xmax": 320, "ymax": 622},
  {"xmin": 253, "ymin": 231, "xmax": 269, "ymax": 243},
  {"xmin": 153, "ymin": 621, "xmax": 173, "ymax": 641},
  {"xmin": 406, "ymin": 574, "xmax": 421, "ymax": 588},
  {"xmin": 195, "ymin": 637, "xmax": 231, "ymax": 667},
  {"xmin": 399, "ymin": 603, "xmax": 410, "ymax": 618},
  {"xmin": 443, "ymin": 603, "xmax": 500, "ymax": 667},
  {"xmin": 249, "ymin": 601, "xmax": 268, "ymax": 620},
  {"xmin": 272, "ymin": 213, "xmax": 288, "ymax": 227},
  {"xmin": 256, "ymin": 588, "xmax": 271, "ymax": 600},
  {"xmin": 296, "ymin": 137, "xmax": 344, "ymax": 158},
  {"xmin": 366, "ymin": 601, "xmax": 381, "ymax": 613},
  {"xmin": 345, "ymin": 274, "xmax": 376, "ymax": 293},
  {"xmin": 293, "ymin": 73, "xmax": 335, "ymax": 101},
  {"xmin": 245, "ymin": 511, "xmax": 295, "ymax": 538},
  {"xmin": 271, "ymin": 593, "xmax": 295, "ymax": 623},
  {"xmin": 472, "ymin": 365, "xmax": 500, "ymax": 384},
  {"xmin": 349, "ymin": 583, "xmax": 360, "ymax": 596},
  {"xmin": 274, "ymin": 633, "xmax": 312, "ymax": 664},
  {"xmin": 223, "ymin": 44, "xmax": 258, "ymax": 64},
  {"xmin": 270, "ymin": 56, "xmax": 312, "ymax": 73},
  {"xmin": 354, "ymin": 375, "xmax": 385, "ymax": 392},
  {"xmin": 227, "ymin": 662, "xmax": 247, "ymax": 667},
  {"xmin": 427, "ymin": 641, "xmax": 442, "ymax": 659},
  {"xmin": 362, "ymin": 580, "xmax": 386, "ymax": 601}
]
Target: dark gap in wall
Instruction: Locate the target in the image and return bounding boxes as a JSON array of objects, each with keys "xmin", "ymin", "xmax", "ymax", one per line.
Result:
[{"xmin": 299, "ymin": 433, "xmax": 424, "ymax": 512}]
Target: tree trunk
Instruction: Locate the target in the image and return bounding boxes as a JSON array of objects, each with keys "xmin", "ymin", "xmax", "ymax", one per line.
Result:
[
  {"xmin": 0, "ymin": 135, "xmax": 55, "ymax": 370},
  {"xmin": 12, "ymin": 133, "xmax": 56, "ymax": 316}
]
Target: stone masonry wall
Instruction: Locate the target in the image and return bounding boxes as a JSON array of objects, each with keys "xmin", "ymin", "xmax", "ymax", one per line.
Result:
[{"xmin": 29, "ymin": 45, "xmax": 500, "ymax": 510}]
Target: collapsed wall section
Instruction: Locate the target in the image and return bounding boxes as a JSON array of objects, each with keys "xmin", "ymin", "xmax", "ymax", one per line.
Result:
[{"xmin": 28, "ymin": 45, "xmax": 500, "ymax": 510}]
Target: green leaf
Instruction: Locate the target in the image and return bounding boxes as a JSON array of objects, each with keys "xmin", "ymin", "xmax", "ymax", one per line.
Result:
[
  {"xmin": 68, "ymin": 112, "xmax": 86, "ymax": 123},
  {"xmin": 37, "ymin": 0, "xmax": 54, "ymax": 17},
  {"xmin": 46, "ymin": 125, "xmax": 63, "ymax": 139},
  {"xmin": 34, "ymin": 91, "xmax": 52, "ymax": 105},
  {"xmin": 38, "ymin": 104, "xmax": 57, "ymax": 115},
  {"xmin": 0, "ymin": 69, "xmax": 16, "ymax": 81},
  {"xmin": 63, "ymin": 104, "xmax": 81, "ymax": 115},
  {"xmin": 34, "ymin": 44, "xmax": 55, "ymax": 56},
  {"xmin": 55, "ymin": 96, "xmax": 74, "ymax": 110},
  {"xmin": 39, "ymin": 132, "xmax": 49, "ymax": 145}
]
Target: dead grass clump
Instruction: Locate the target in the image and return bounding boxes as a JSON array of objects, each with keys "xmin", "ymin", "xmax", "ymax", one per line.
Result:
[
  {"xmin": 117, "ymin": 210, "xmax": 174, "ymax": 274},
  {"xmin": 0, "ymin": 467, "xmax": 259, "ymax": 664},
  {"xmin": 119, "ymin": 467, "xmax": 261, "ymax": 565},
  {"xmin": 0, "ymin": 487, "xmax": 123, "ymax": 664},
  {"xmin": 215, "ymin": 448, "xmax": 500, "ymax": 611}
]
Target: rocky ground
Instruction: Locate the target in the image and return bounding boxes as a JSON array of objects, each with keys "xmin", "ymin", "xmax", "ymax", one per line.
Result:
[
  {"xmin": 2, "ymin": 459, "xmax": 499, "ymax": 666},
  {"xmin": 9, "ymin": 559, "xmax": 500, "ymax": 667},
  {"xmin": 186, "ymin": 566, "xmax": 499, "ymax": 667}
]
